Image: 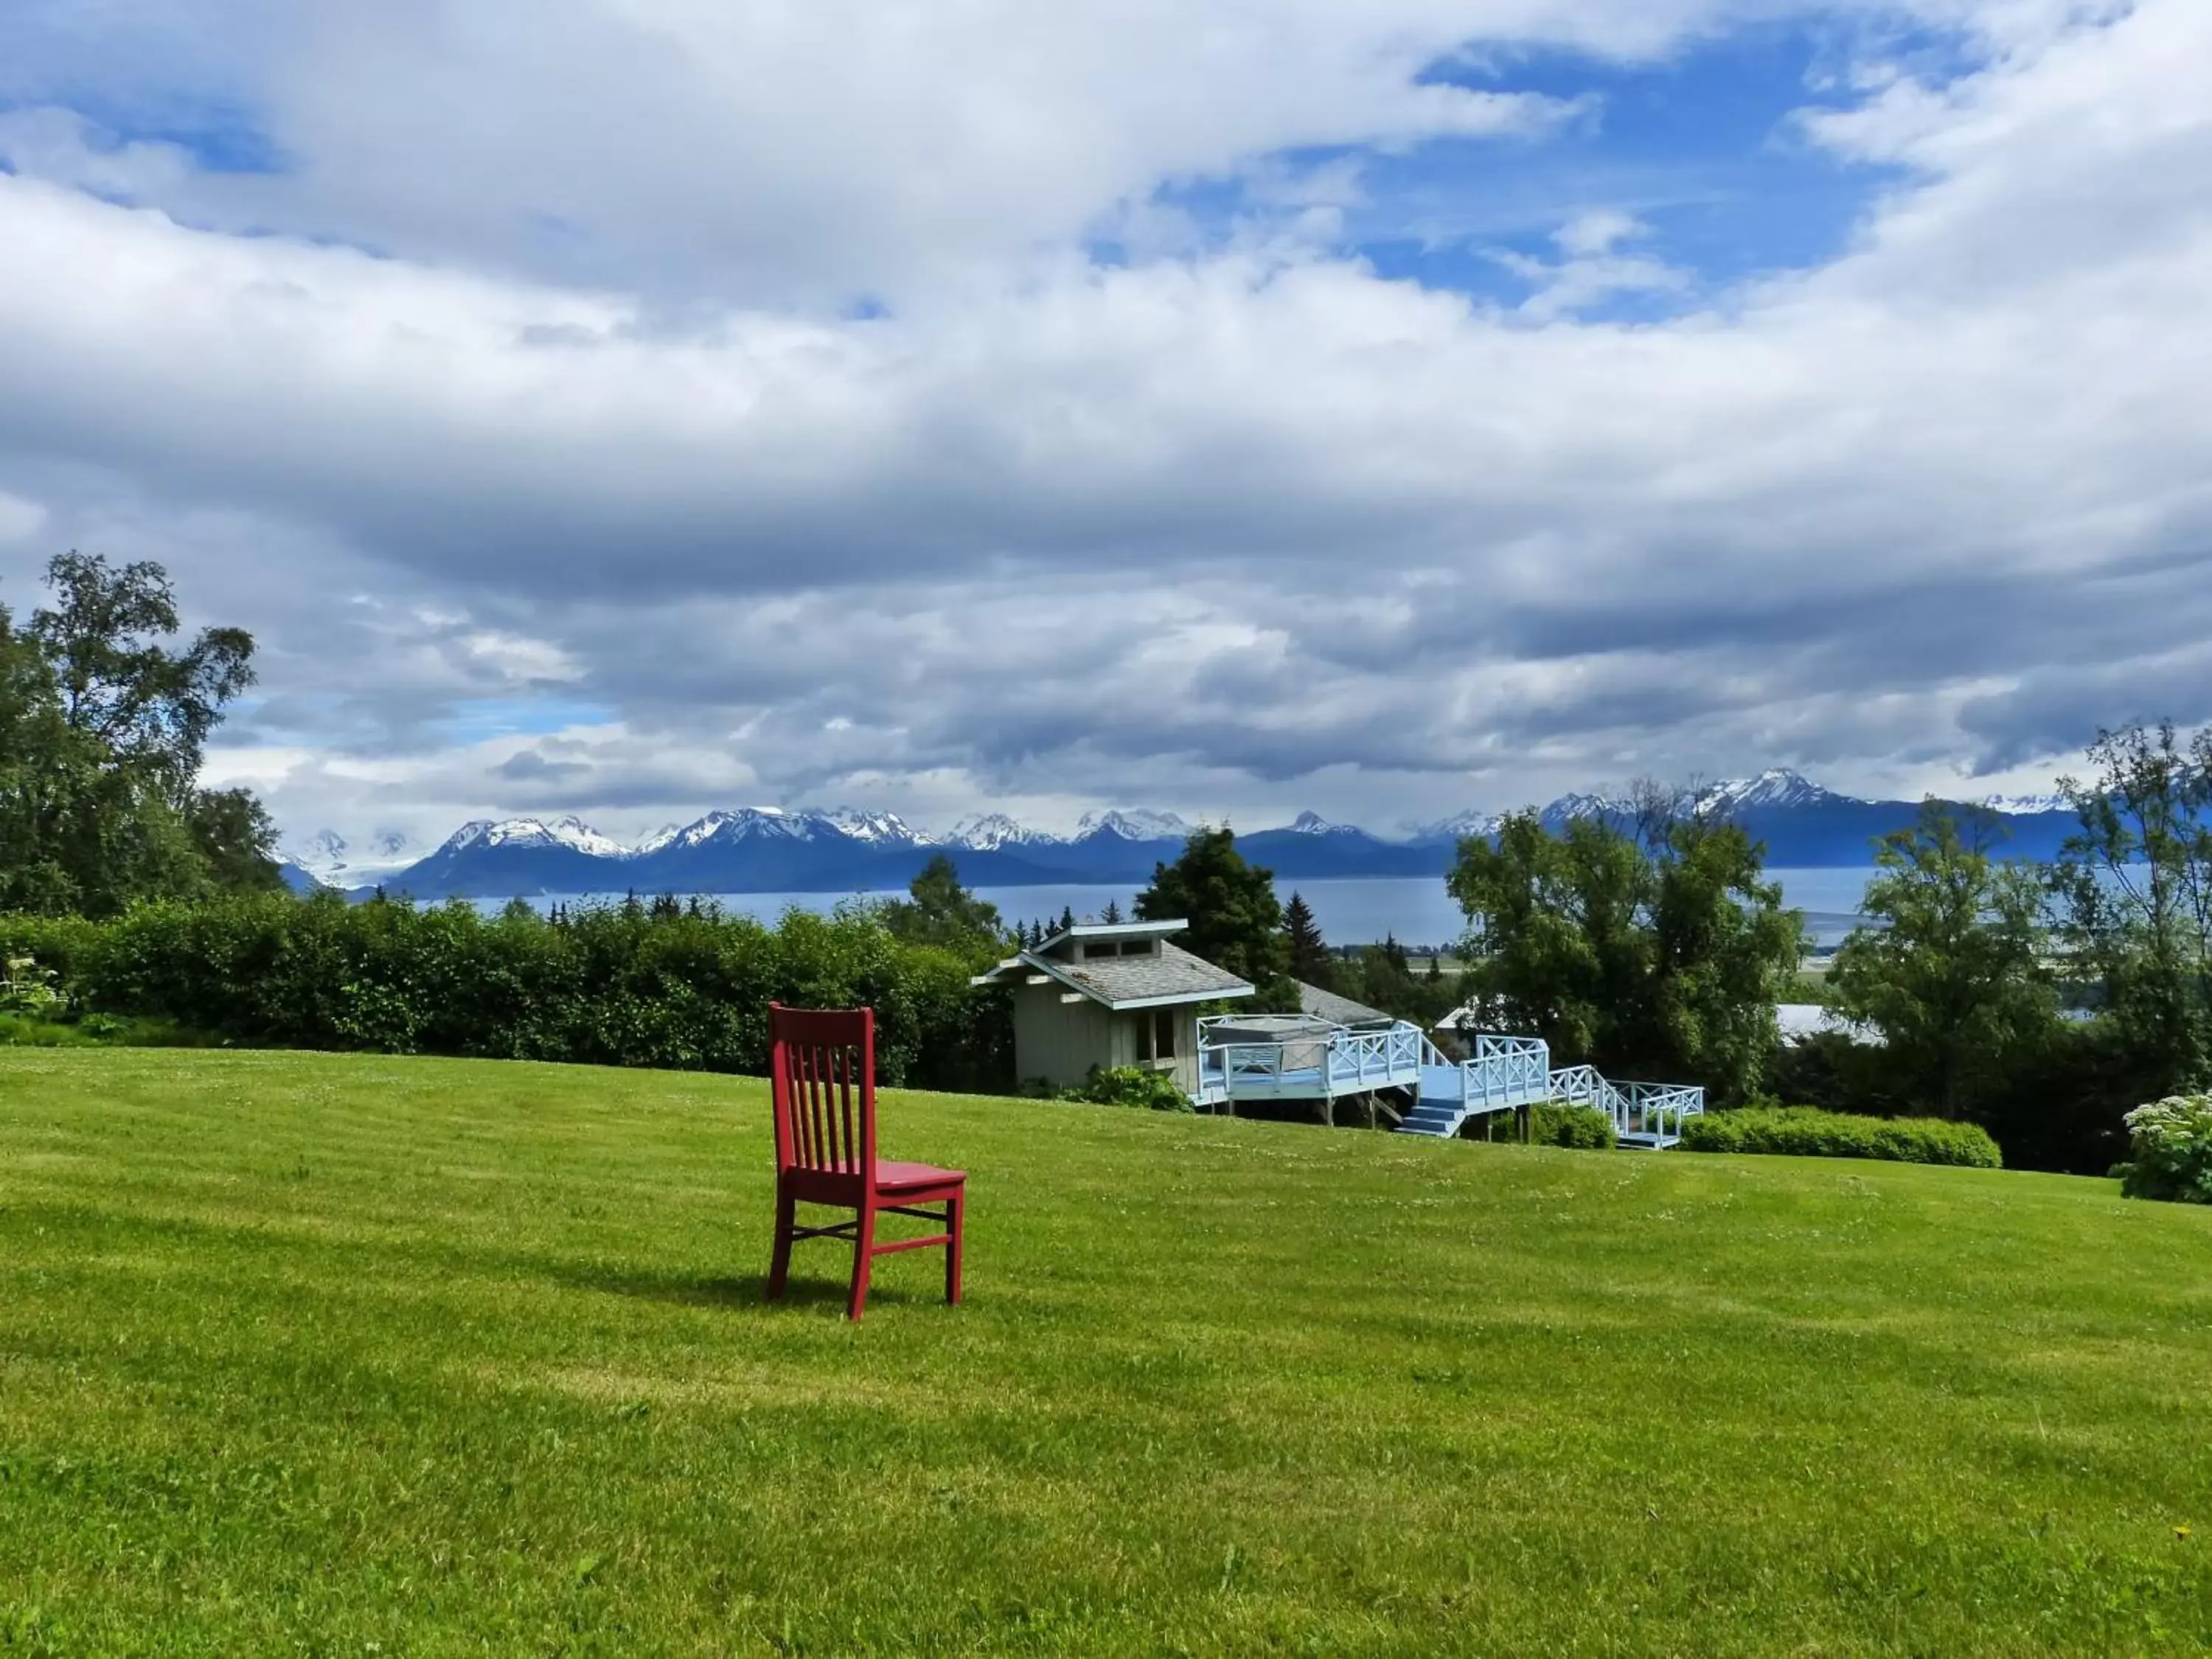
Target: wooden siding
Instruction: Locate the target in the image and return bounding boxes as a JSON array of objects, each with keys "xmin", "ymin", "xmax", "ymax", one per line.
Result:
[
  {"xmin": 1010, "ymin": 984, "xmax": 1116, "ymax": 1089},
  {"xmin": 1010, "ymin": 985, "xmax": 1203, "ymax": 1095}
]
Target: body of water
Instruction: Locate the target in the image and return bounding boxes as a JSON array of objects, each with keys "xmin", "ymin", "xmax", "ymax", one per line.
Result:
[{"xmin": 503, "ymin": 869, "xmax": 1878, "ymax": 952}]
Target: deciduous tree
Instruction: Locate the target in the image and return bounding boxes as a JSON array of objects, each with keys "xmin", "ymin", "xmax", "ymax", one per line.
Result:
[
  {"xmin": 0, "ymin": 553, "xmax": 278, "ymax": 915},
  {"xmin": 1448, "ymin": 804, "xmax": 1800, "ymax": 1103},
  {"xmin": 2053, "ymin": 721, "xmax": 2212, "ymax": 1096},
  {"xmin": 1831, "ymin": 804, "xmax": 2056, "ymax": 1120}
]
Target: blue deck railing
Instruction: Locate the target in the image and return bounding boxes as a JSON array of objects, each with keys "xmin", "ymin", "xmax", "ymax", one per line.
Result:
[{"xmin": 1196, "ymin": 1016, "xmax": 1705, "ymax": 1146}]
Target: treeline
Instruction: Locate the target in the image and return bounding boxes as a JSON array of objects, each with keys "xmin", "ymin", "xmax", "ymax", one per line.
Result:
[
  {"xmin": 1447, "ymin": 787, "xmax": 1802, "ymax": 1107},
  {"xmin": 1443, "ymin": 725, "xmax": 2212, "ymax": 1175},
  {"xmin": 2, "ymin": 892, "xmax": 1010, "ymax": 1092},
  {"xmin": 1781, "ymin": 724, "xmax": 2212, "ymax": 1174}
]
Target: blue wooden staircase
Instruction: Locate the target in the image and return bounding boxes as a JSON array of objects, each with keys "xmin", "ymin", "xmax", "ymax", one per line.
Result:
[{"xmin": 1195, "ymin": 1020, "xmax": 1705, "ymax": 1147}]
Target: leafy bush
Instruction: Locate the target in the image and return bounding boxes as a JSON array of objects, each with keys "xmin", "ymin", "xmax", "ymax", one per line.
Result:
[
  {"xmin": 1071, "ymin": 1065, "xmax": 1195, "ymax": 1113},
  {"xmin": 1679, "ymin": 1106, "xmax": 2002, "ymax": 1168},
  {"xmin": 0, "ymin": 955, "xmax": 65, "ymax": 1018},
  {"xmin": 0, "ymin": 894, "xmax": 1012, "ymax": 1091},
  {"xmin": 1530, "ymin": 1102, "xmax": 1618, "ymax": 1150},
  {"xmin": 2116, "ymin": 1095, "xmax": 2212, "ymax": 1203}
]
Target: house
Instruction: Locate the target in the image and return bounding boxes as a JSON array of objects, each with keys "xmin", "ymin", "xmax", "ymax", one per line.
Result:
[{"xmin": 970, "ymin": 918, "xmax": 1255, "ymax": 1094}]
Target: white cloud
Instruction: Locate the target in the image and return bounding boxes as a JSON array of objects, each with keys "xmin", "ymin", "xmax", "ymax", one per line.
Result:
[
  {"xmin": 0, "ymin": 490, "xmax": 48, "ymax": 546},
  {"xmin": 0, "ymin": 0, "xmax": 1704, "ymax": 306},
  {"xmin": 1553, "ymin": 209, "xmax": 1647, "ymax": 258},
  {"xmin": 0, "ymin": 0, "xmax": 2207, "ymax": 844},
  {"xmin": 1493, "ymin": 212, "xmax": 1693, "ymax": 319}
]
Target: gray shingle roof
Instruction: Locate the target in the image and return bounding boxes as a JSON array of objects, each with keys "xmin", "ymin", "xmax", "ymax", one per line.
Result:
[
  {"xmin": 1296, "ymin": 981, "xmax": 1394, "ymax": 1027},
  {"xmin": 977, "ymin": 939, "xmax": 1253, "ymax": 1008}
]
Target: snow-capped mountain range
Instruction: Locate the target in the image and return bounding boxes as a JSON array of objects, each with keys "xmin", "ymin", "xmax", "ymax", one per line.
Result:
[
  {"xmin": 281, "ymin": 770, "xmax": 2082, "ymax": 900},
  {"xmin": 445, "ymin": 815, "xmax": 632, "ymax": 860},
  {"xmin": 289, "ymin": 827, "xmax": 426, "ymax": 885}
]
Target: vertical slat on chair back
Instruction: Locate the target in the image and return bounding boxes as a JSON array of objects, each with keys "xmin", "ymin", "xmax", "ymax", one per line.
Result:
[{"xmin": 769, "ymin": 1004, "xmax": 876, "ymax": 1178}]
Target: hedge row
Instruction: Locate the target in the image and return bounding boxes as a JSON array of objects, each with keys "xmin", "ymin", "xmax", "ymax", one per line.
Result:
[
  {"xmin": 1531, "ymin": 1103, "xmax": 1618, "ymax": 1150},
  {"xmin": 1679, "ymin": 1106, "xmax": 2003, "ymax": 1168},
  {"xmin": 0, "ymin": 893, "xmax": 1010, "ymax": 1091}
]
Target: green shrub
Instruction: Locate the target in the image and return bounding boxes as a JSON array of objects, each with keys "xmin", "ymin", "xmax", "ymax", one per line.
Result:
[
  {"xmin": 0, "ymin": 1013, "xmax": 84, "ymax": 1046},
  {"xmin": 0, "ymin": 1009, "xmax": 204, "ymax": 1048},
  {"xmin": 1071, "ymin": 1065, "xmax": 1195, "ymax": 1113},
  {"xmin": 1530, "ymin": 1102, "xmax": 1618, "ymax": 1150},
  {"xmin": 0, "ymin": 894, "xmax": 1012, "ymax": 1090},
  {"xmin": 1679, "ymin": 1107, "xmax": 2002, "ymax": 1169},
  {"xmin": 2117, "ymin": 1095, "xmax": 2212, "ymax": 1203}
]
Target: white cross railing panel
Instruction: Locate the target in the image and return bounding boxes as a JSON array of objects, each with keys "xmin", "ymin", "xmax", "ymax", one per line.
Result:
[
  {"xmin": 1195, "ymin": 1017, "xmax": 1706, "ymax": 1141},
  {"xmin": 1324, "ymin": 1023, "xmax": 1425, "ymax": 1092}
]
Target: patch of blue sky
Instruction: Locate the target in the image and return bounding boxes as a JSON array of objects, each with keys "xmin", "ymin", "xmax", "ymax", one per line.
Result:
[
  {"xmin": 133, "ymin": 108, "xmax": 285, "ymax": 175},
  {"xmin": 437, "ymin": 698, "xmax": 617, "ymax": 746},
  {"xmin": 0, "ymin": 86, "xmax": 285, "ymax": 176},
  {"xmin": 1135, "ymin": 17, "xmax": 1983, "ymax": 321}
]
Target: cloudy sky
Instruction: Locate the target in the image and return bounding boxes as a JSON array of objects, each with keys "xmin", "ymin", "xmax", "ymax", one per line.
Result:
[{"xmin": 1, "ymin": 0, "xmax": 2206, "ymax": 848}]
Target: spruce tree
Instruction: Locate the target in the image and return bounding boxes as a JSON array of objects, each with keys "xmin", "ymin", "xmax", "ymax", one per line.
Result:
[
  {"xmin": 1135, "ymin": 827, "xmax": 1295, "ymax": 1006},
  {"xmin": 1284, "ymin": 891, "xmax": 1332, "ymax": 989}
]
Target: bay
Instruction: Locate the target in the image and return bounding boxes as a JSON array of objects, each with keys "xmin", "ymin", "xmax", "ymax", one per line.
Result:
[{"xmin": 498, "ymin": 868, "xmax": 1877, "ymax": 952}]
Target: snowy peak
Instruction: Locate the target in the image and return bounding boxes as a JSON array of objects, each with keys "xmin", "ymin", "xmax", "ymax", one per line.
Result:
[
  {"xmin": 288, "ymin": 827, "xmax": 424, "ymax": 881},
  {"xmin": 655, "ymin": 808, "xmax": 808, "ymax": 850},
  {"xmin": 1075, "ymin": 809, "xmax": 1192, "ymax": 843},
  {"xmin": 439, "ymin": 815, "xmax": 629, "ymax": 858},
  {"xmin": 946, "ymin": 812, "xmax": 1054, "ymax": 851},
  {"xmin": 820, "ymin": 808, "xmax": 928, "ymax": 844},
  {"xmin": 1541, "ymin": 790, "xmax": 1633, "ymax": 824},
  {"xmin": 1692, "ymin": 769, "xmax": 1852, "ymax": 815},
  {"xmin": 627, "ymin": 806, "xmax": 929, "ymax": 854},
  {"xmin": 1409, "ymin": 810, "xmax": 1503, "ymax": 842},
  {"xmin": 294, "ymin": 828, "xmax": 350, "ymax": 873},
  {"xmin": 1287, "ymin": 810, "xmax": 1360, "ymax": 838},
  {"xmin": 1980, "ymin": 792, "xmax": 2070, "ymax": 815},
  {"xmin": 440, "ymin": 820, "xmax": 494, "ymax": 855},
  {"xmin": 1533, "ymin": 771, "xmax": 1850, "ymax": 827}
]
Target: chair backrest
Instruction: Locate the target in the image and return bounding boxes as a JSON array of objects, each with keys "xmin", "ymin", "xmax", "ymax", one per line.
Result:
[{"xmin": 769, "ymin": 1003, "xmax": 877, "ymax": 1179}]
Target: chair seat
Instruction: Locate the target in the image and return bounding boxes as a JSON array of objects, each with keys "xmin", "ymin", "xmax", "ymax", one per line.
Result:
[{"xmin": 875, "ymin": 1158, "xmax": 966, "ymax": 1192}]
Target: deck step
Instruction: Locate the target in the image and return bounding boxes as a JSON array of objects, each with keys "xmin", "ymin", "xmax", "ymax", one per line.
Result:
[{"xmin": 1397, "ymin": 1105, "xmax": 1467, "ymax": 1137}]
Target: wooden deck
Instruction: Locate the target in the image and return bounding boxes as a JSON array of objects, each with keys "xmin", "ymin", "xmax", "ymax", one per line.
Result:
[{"xmin": 1195, "ymin": 1019, "xmax": 1705, "ymax": 1147}]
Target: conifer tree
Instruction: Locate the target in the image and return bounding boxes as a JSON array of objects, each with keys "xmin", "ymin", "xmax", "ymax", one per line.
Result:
[
  {"xmin": 1284, "ymin": 891, "xmax": 1332, "ymax": 989},
  {"xmin": 1136, "ymin": 827, "xmax": 1295, "ymax": 1006}
]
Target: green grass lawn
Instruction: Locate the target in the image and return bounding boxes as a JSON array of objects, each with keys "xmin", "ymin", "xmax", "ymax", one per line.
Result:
[{"xmin": 3, "ymin": 1051, "xmax": 2209, "ymax": 1655}]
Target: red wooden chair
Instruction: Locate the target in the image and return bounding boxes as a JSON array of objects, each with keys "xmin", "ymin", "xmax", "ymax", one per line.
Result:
[{"xmin": 766, "ymin": 1003, "xmax": 966, "ymax": 1321}]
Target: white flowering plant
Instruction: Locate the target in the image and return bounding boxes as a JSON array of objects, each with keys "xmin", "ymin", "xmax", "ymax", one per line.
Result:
[
  {"xmin": 2118, "ymin": 1094, "xmax": 2212, "ymax": 1204},
  {"xmin": 0, "ymin": 955, "xmax": 65, "ymax": 1018}
]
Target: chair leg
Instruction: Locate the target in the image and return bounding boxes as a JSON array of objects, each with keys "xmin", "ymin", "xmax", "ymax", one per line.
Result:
[
  {"xmin": 848, "ymin": 1201, "xmax": 875, "ymax": 1321},
  {"xmin": 945, "ymin": 1191, "xmax": 964, "ymax": 1306},
  {"xmin": 766, "ymin": 1188, "xmax": 796, "ymax": 1301}
]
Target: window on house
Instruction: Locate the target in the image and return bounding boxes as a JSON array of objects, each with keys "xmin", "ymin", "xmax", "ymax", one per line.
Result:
[
  {"xmin": 1120, "ymin": 939, "xmax": 1152, "ymax": 956},
  {"xmin": 1153, "ymin": 1008, "xmax": 1178, "ymax": 1060}
]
